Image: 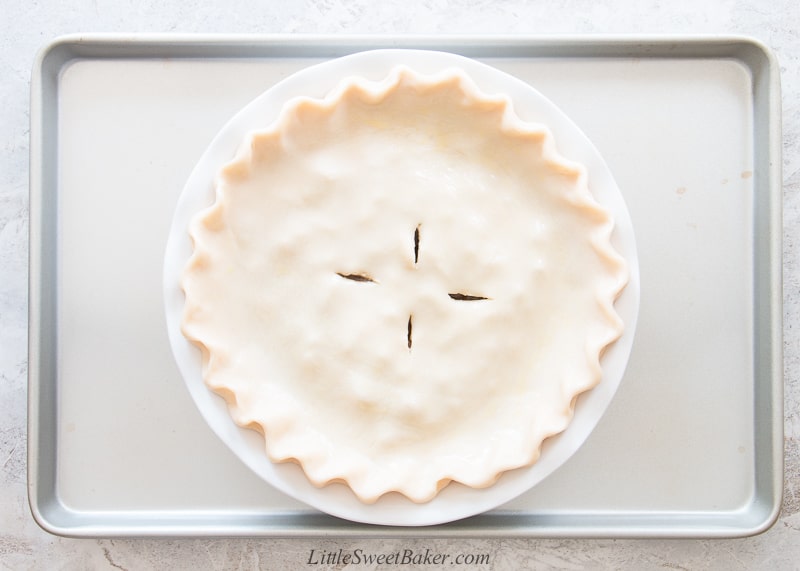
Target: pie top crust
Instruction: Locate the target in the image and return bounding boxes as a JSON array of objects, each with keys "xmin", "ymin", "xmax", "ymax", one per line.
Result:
[{"xmin": 181, "ymin": 65, "xmax": 628, "ymax": 503}]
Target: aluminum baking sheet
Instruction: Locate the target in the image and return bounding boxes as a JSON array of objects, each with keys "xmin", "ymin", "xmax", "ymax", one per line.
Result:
[{"xmin": 28, "ymin": 34, "xmax": 783, "ymax": 538}]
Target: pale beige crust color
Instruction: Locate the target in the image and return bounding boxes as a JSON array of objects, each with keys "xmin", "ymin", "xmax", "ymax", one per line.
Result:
[{"xmin": 182, "ymin": 67, "xmax": 628, "ymax": 503}]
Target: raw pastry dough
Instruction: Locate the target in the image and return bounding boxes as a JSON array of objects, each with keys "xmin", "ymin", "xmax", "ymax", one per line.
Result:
[{"xmin": 181, "ymin": 66, "xmax": 628, "ymax": 503}]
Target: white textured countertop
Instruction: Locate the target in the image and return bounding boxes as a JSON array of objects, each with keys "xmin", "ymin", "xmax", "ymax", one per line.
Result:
[{"xmin": 2, "ymin": 0, "xmax": 798, "ymax": 569}]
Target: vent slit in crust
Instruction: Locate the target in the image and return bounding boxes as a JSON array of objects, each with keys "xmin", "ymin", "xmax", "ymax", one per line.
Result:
[
  {"xmin": 448, "ymin": 293, "xmax": 490, "ymax": 301},
  {"xmin": 336, "ymin": 272, "xmax": 377, "ymax": 283},
  {"xmin": 414, "ymin": 224, "xmax": 420, "ymax": 264}
]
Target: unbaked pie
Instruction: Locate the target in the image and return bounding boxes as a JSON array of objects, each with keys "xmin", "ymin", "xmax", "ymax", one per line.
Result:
[{"xmin": 180, "ymin": 64, "xmax": 629, "ymax": 504}]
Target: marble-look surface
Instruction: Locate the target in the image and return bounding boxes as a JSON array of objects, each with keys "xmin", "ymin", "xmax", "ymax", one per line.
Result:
[{"xmin": 2, "ymin": 0, "xmax": 798, "ymax": 569}]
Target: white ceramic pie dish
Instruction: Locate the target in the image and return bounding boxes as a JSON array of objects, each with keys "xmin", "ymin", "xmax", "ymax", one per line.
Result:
[{"xmin": 163, "ymin": 48, "xmax": 640, "ymax": 526}]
